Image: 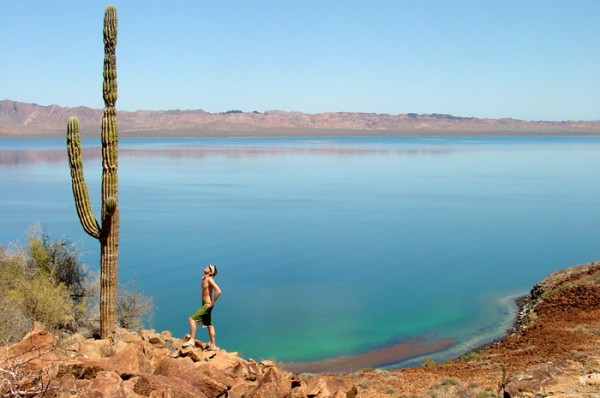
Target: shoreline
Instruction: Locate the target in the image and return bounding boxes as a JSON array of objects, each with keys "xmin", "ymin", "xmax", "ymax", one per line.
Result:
[{"xmin": 281, "ymin": 292, "xmax": 526, "ymax": 374}]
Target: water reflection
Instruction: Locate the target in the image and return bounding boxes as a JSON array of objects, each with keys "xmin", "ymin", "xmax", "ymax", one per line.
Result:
[{"xmin": 0, "ymin": 145, "xmax": 453, "ymax": 165}]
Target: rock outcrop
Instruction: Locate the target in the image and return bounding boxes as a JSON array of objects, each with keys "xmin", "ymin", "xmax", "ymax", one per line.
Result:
[
  {"xmin": 0, "ymin": 324, "xmax": 356, "ymax": 397},
  {"xmin": 3, "ymin": 260, "xmax": 600, "ymax": 397}
]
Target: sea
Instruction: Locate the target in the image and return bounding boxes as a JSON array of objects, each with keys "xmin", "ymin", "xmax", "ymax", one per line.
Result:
[{"xmin": 1, "ymin": 135, "xmax": 600, "ymax": 369}]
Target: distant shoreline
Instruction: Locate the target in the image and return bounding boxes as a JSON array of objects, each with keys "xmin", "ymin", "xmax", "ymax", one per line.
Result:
[
  {"xmin": 3, "ymin": 129, "xmax": 600, "ymax": 139},
  {"xmin": 4, "ymin": 100, "xmax": 600, "ymax": 138}
]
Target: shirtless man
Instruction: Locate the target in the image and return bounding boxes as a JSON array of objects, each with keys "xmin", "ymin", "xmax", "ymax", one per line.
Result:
[{"xmin": 183, "ymin": 263, "xmax": 221, "ymax": 350}]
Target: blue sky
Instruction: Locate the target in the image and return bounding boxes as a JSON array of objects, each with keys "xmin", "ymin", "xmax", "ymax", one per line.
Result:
[{"xmin": 2, "ymin": 1, "xmax": 599, "ymax": 121}]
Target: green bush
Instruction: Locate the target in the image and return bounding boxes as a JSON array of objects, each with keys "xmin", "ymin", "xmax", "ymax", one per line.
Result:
[
  {"xmin": 0, "ymin": 241, "xmax": 74, "ymax": 343},
  {"xmin": 0, "ymin": 228, "xmax": 154, "ymax": 344},
  {"xmin": 459, "ymin": 351, "xmax": 482, "ymax": 362},
  {"xmin": 27, "ymin": 232, "xmax": 86, "ymax": 301},
  {"xmin": 7, "ymin": 271, "xmax": 73, "ymax": 327}
]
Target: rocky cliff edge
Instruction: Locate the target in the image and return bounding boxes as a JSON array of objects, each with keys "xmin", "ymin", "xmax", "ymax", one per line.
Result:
[{"xmin": 2, "ymin": 260, "xmax": 600, "ymax": 397}]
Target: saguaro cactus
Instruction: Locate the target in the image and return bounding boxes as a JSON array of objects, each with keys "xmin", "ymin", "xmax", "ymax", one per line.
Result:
[{"xmin": 67, "ymin": 5, "xmax": 119, "ymax": 338}]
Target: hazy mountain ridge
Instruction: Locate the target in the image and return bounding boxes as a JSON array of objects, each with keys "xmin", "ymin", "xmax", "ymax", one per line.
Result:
[{"xmin": 2, "ymin": 99, "xmax": 600, "ymax": 137}]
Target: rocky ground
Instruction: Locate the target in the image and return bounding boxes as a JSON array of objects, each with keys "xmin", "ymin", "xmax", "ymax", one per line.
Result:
[{"xmin": 2, "ymin": 261, "xmax": 600, "ymax": 397}]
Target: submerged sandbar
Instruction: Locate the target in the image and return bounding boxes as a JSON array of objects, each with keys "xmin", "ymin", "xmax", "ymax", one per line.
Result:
[{"xmin": 281, "ymin": 336, "xmax": 456, "ymax": 374}]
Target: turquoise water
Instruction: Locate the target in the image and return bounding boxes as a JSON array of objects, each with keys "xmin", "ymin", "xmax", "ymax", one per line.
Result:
[{"xmin": 2, "ymin": 136, "xmax": 600, "ymax": 367}]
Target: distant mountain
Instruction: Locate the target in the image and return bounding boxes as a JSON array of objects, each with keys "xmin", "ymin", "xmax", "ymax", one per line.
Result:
[{"xmin": 1, "ymin": 100, "xmax": 599, "ymax": 137}]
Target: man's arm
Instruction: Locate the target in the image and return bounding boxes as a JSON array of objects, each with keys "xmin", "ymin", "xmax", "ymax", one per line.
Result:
[{"xmin": 207, "ymin": 278, "xmax": 221, "ymax": 308}]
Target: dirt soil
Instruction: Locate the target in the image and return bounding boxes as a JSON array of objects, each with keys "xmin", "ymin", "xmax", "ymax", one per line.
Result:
[{"xmin": 320, "ymin": 261, "xmax": 600, "ymax": 397}]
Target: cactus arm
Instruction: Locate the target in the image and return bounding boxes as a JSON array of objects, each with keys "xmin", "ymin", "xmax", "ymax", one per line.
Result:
[{"xmin": 66, "ymin": 117, "xmax": 101, "ymax": 239}]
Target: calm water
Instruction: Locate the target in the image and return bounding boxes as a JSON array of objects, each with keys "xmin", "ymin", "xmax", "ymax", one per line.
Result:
[{"xmin": 2, "ymin": 136, "xmax": 600, "ymax": 367}]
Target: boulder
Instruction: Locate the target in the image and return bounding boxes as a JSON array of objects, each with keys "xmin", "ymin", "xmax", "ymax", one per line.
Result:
[
  {"xmin": 259, "ymin": 359, "xmax": 277, "ymax": 369},
  {"xmin": 80, "ymin": 370, "xmax": 126, "ymax": 398},
  {"xmin": 181, "ymin": 346, "xmax": 207, "ymax": 362},
  {"xmin": 108, "ymin": 340, "xmax": 153, "ymax": 375},
  {"xmin": 140, "ymin": 329, "xmax": 166, "ymax": 348},
  {"xmin": 0, "ymin": 324, "xmax": 56, "ymax": 366},
  {"xmin": 228, "ymin": 380, "xmax": 257, "ymax": 398},
  {"xmin": 121, "ymin": 375, "xmax": 143, "ymax": 398},
  {"xmin": 504, "ymin": 360, "xmax": 572, "ymax": 397},
  {"xmin": 148, "ymin": 334, "xmax": 165, "ymax": 348},
  {"xmin": 193, "ymin": 361, "xmax": 239, "ymax": 388},
  {"xmin": 250, "ymin": 367, "xmax": 294, "ymax": 398},
  {"xmin": 305, "ymin": 378, "xmax": 331, "ymax": 397},
  {"xmin": 115, "ymin": 328, "xmax": 142, "ymax": 344},
  {"xmin": 133, "ymin": 374, "xmax": 209, "ymax": 398},
  {"xmin": 163, "ymin": 338, "xmax": 180, "ymax": 358},
  {"xmin": 153, "ymin": 356, "xmax": 229, "ymax": 397},
  {"xmin": 227, "ymin": 360, "xmax": 260, "ymax": 381},
  {"xmin": 79, "ymin": 338, "xmax": 112, "ymax": 360}
]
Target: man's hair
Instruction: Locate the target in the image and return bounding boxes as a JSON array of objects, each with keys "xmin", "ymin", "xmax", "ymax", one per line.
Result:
[{"xmin": 208, "ymin": 263, "xmax": 218, "ymax": 277}]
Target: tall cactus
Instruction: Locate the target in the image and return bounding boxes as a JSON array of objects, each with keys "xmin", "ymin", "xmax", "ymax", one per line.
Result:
[{"xmin": 67, "ymin": 5, "xmax": 119, "ymax": 338}]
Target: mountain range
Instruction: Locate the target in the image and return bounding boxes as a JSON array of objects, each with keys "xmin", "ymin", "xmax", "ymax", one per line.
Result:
[{"xmin": 2, "ymin": 99, "xmax": 600, "ymax": 137}]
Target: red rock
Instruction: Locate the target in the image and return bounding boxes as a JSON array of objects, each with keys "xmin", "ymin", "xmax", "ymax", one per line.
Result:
[
  {"xmin": 108, "ymin": 340, "xmax": 153, "ymax": 375},
  {"xmin": 80, "ymin": 371, "xmax": 126, "ymax": 398},
  {"xmin": 134, "ymin": 374, "xmax": 208, "ymax": 398},
  {"xmin": 0, "ymin": 327, "xmax": 56, "ymax": 367},
  {"xmin": 153, "ymin": 357, "xmax": 228, "ymax": 397}
]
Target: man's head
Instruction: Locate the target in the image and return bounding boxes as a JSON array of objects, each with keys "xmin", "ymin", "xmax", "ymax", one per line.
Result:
[{"xmin": 205, "ymin": 263, "xmax": 218, "ymax": 277}]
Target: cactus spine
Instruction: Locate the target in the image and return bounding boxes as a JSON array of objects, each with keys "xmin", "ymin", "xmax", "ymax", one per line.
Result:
[{"xmin": 67, "ymin": 5, "xmax": 119, "ymax": 338}]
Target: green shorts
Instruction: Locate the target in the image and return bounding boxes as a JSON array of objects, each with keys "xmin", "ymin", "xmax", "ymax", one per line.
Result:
[{"xmin": 190, "ymin": 303, "xmax": 213, "ymax": 326}]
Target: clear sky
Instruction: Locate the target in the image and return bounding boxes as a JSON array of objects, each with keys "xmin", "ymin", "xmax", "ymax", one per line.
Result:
[{"xmin": 2, "ymin": 1, "xmax": 599, "ymax": 121}]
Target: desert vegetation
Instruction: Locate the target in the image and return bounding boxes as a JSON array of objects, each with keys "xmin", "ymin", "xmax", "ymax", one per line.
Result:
[
  {"xmin": 0, "ymin": 227, "xmax": 153, "ymax": 345},
  {"xmin": 66, "ymin": 5, "xmax": 120, "ymax": 339}
]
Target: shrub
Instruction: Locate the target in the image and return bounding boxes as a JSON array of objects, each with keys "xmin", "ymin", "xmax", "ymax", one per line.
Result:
[
  {"xmin": 27, "ymin": 231, "xmax": 86, "ymax": 301},
  {"xmin": 357, "ymin": 367, "xmax": 376, "ymax": 373},
  {"xmin": 0, "ymin": 228, "xmax": 154, "ymax": 343},
  {"xmin": 0, "ymin": 299, "xmax": 30, "ymax": 345},
  {"xmin": 7, "ymin": 272, "xmax": 73, "ymax": 328},
  {"xmin": 459, "ymin": 351, "xmax": 482, "ymax": 362},
  {"xmin": 117, "ymin": 280, "xmax": 154, "ymax": 330},
  {"xmin": 0, "ymin": 241, "xmax": 73, "ymax": 343}
]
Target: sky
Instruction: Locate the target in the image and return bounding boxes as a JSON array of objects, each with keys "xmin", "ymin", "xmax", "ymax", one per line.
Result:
[{"xmin": 2, "ymin": 1, "xmax": 600, "ymax": 121}]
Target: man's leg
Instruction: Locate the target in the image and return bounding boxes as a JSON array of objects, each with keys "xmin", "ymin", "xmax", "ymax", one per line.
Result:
[
  {"xmin": 207, "ymin": 325, "xmax": 218, "ymax": 349},
  {"xmin": 184, "ymin": 317, "xmax": 196, "ymax": 346}
]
